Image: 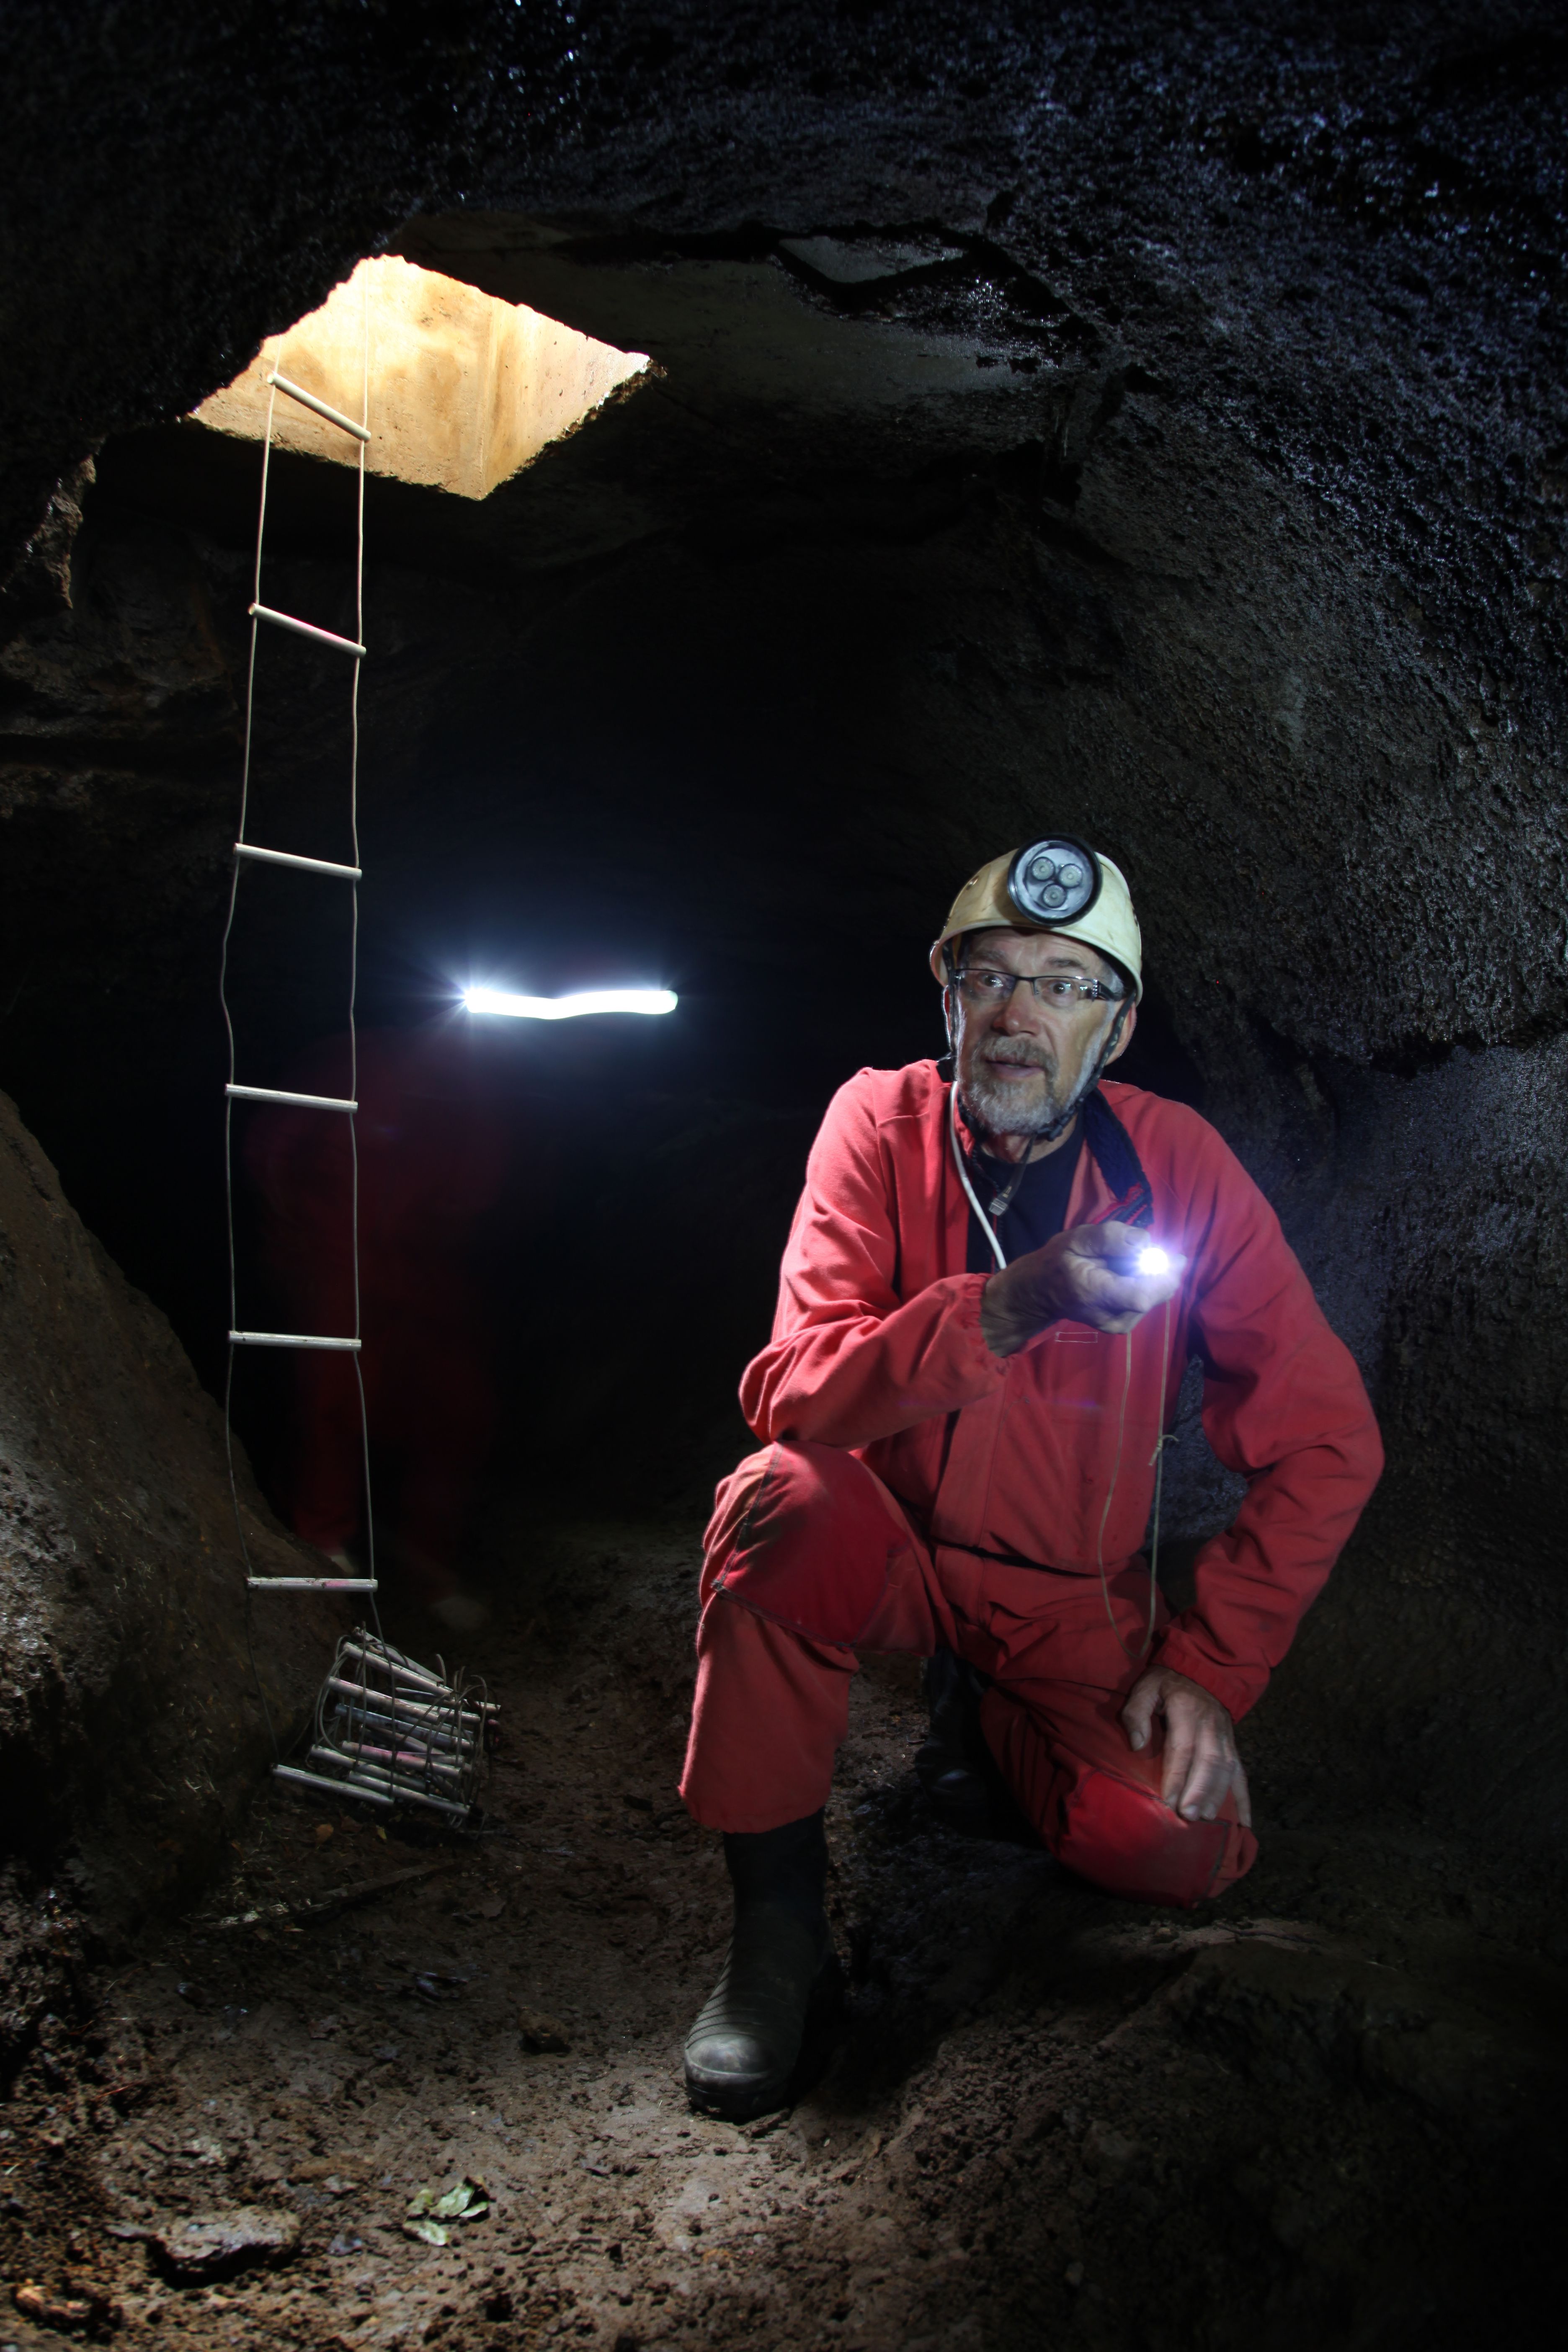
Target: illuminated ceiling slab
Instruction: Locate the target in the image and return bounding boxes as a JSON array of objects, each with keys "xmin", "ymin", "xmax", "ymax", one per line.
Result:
[{"xmin": 191, "ymin": 255, "xmax": 651, "ymax": 500}]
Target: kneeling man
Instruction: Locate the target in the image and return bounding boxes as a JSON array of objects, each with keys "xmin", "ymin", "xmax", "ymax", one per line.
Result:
[{"xmin": 678, "ymin": 839, "xmax": 1382, "ymax": 2117}]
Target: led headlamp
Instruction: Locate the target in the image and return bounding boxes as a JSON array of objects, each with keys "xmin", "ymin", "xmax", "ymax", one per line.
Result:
[
  {"xmin": 1006, "ymin": 838, "xmax": 1101, "ymax": 926},
  {"xmin": 931, "ymin": 834, "xmax": 1140, "ymax": 998}
]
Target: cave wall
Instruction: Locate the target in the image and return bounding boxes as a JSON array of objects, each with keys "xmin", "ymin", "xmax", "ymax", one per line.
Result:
[{"xmin": 0, "ymin": 1089, "xmax": 338, "ymax": 2012}]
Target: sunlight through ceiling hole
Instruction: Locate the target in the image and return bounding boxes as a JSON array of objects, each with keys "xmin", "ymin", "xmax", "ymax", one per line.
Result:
[{"xmin": 191, "ymin": 255, "xmax": 651, "ymax": 500}]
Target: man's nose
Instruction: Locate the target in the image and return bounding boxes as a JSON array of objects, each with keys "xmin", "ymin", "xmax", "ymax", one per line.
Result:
[{"xmin": 995, "ymin": 983, "xmax": 1042, "ymax": 1032}]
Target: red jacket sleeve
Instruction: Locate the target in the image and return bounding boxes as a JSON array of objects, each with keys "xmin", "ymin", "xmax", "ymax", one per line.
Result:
[
  {"xmin": 739, "ymin": 1077, "xmax": 1004, "ymax": 1447},
  {"xmin": 1152, "ymin": 1122, "xmax": 1383, "ymax": 1720}
]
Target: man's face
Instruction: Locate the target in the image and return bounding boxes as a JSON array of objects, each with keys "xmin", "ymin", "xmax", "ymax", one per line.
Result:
[{"xmin": 949, "ymin": 928, "xmax": 1135, "ymax": 1140}]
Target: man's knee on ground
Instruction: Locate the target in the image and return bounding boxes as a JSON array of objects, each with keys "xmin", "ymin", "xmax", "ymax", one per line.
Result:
[
  {"xmin": 709, "ymin": 1440, "xmax": 911, "ymax": 1647},
  {"xmin": 1053, "ymin": 1766, "xmax": 1256, "ymax": 1909}
]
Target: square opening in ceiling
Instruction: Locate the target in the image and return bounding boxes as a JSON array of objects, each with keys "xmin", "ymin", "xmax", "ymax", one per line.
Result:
[{"xmin": 191, "ymin": 255, "xmax": 650, "ymax": 500}]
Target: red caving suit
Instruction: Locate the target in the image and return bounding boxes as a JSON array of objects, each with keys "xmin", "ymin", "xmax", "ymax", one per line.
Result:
[{"xmin": 679, "ymin": 1062, "xmax": 1383, "ymax": 1907}]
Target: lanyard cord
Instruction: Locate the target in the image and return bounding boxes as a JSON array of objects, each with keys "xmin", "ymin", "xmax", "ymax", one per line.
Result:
[
  {"xmin": 948, "ymin": 1081, "xmax": 1008, "ymax": 1271},
  {"xmin": 1096, "ymin": 1287, "xmax": 1178, "ymax": 1667}
]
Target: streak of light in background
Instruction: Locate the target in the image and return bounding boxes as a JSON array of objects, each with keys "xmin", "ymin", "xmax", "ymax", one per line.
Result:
[{"xmin": 463, "ymin": 985, "xmax": 677, "ymax": 1021}]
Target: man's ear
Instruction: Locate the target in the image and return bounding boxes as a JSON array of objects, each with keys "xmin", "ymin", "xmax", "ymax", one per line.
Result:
[
  {"xmin": 942, "ymin": 984, "xmax": 957, "ymax": 1053},
  {"xmin": 1104, "ymin": 1001, "xmax": 1137, "ymax": 1065}
]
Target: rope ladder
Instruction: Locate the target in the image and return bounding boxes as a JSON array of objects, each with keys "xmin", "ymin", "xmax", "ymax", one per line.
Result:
[{"xmin": 217, "ymin": 288, "xmax": 493, "ymax": 1820}]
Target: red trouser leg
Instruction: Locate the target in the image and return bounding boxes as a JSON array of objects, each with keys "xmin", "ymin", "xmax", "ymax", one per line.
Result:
[
  {"xmin": 973, "ymin": 1599, "xmax": 1257, "ymax": 1906},
  {"xmin": 680, "ymin": 1440, "xmax": 953, "ymax": 1833},
  {"xmin": 680, "ymin": 1440, "xmax": 1257, "ymax": 1908}
]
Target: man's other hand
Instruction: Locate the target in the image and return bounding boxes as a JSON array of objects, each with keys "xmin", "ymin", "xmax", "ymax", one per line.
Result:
[
  {"xmin": 980, "ymin": 1218, "xmax": 1186, "ymax": 1355},
  {"xmin": 1122, "ymin": 1667, "xmax": 1251, "ymax": 1826}
]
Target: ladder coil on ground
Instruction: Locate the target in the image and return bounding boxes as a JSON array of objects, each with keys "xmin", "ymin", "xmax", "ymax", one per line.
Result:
[{"xmin": 289, "ymin": 1628, "xmax": 494, "ymax": 1818}]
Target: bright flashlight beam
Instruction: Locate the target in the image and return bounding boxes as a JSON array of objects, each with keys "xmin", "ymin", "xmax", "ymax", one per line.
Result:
[
  {"xmin": 463, "ymin": 985, "xmax": 677, "ymax": 1021},
  {"xmin": 1136, "ymin": 1245, "xmax": 1172, "ymax": 1278}
]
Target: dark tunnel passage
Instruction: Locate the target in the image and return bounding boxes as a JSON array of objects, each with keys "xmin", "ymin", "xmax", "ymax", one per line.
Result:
[{"xmin": 2, "ymin": 7, "xmax": 1568, "ymax": 2350}]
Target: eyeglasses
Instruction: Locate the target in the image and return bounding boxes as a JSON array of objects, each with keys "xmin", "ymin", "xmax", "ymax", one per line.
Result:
[{"xmin": 954, "ymin": 965, "xmax": 1123, "ymax": 1010}]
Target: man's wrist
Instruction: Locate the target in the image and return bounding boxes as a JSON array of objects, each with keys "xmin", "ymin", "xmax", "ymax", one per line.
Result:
[
  {"xmin": 980, "ymin": 1277, "xmax": 1024, "ymax": 1356},
  {"xmin": 1153, "ymin": 1625, "xmax": 1262, "ymax": 1723},
  {"xmin": 980, "ymin": 1266, "xmax": 1057, "ymax": 1357}
]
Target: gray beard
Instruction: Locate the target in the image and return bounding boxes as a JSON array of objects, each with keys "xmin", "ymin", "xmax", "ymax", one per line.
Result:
[{"xmin": 962, "ymin": 1061, "xmax": 1075, "ymax": 1140}]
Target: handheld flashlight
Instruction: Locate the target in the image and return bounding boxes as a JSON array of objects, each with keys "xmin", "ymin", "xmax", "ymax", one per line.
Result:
[{"xmin": 1135, "ymin": 1245, "xmax": 1171, "ymax": 1279}]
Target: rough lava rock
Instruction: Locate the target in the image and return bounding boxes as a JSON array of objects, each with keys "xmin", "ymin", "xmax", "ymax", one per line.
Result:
[
  {"xmin": 0, "ymin": 1089, "xmax": 338, "ymax": 2009},
  {"xmin": 149, "ymin": 2205, "xmax": 301, "ymax": 2282}
]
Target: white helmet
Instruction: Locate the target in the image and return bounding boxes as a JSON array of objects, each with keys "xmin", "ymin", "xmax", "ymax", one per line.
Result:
[{"xmin": 929, "ymin": 839, "xmax": 1142, "ymax": 1001}]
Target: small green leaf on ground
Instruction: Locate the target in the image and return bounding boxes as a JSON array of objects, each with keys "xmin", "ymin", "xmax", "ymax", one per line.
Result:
[
  {"xmin": 407, "ymin": 2176, "xmax": 490, "ymax": 2233},
  {"xmin": 402, "ymin": 2216, "xmax": 450, "ymax": 2247}
]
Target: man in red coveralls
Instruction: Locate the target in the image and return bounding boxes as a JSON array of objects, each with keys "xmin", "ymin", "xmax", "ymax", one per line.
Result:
[{"xmin": 678, "ymin": 838, "xmax": 1382, "ymax": 2118}]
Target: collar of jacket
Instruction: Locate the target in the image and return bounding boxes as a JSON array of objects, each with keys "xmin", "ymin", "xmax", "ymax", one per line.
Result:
[{"xmin": 1079, "ymin": 1088, "xmax": 1155, "ymax": 1230}]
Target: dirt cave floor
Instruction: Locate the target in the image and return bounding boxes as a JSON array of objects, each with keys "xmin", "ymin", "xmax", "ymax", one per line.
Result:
[{"xmin": 4, "ymin": 1521, "xmax": 1564, "ymax": 2352}]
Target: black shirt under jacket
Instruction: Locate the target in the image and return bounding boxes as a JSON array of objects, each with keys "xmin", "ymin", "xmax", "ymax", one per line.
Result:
[{"xmin": 963, "ymin": 1121, "xmax": 1086, "ymax": 1274}]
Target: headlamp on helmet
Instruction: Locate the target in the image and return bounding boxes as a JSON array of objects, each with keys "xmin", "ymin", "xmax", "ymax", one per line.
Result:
[
  {"xmin": 1006, "ymin": 838, "xmax": 1101, "ymax": 926},
  {"xmin": 930, "ymin": 836, "xmax": 1143, "ymax": 1002}
]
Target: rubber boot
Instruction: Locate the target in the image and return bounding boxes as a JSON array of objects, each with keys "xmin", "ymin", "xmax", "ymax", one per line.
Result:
[
  {"xmin": 916, "ymin": 1646, "xmax": 1017, "ymax": 1837},
  {"xmin": 683, "ymin": 1811, "xmax": 833, "ymax": 2121}
]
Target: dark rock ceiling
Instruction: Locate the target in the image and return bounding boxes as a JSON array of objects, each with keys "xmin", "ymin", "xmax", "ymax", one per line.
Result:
[
  {"xmin": 7, "ymin": 3, "xmax": 1567, "ymax": 639},
  {"xmin": 5, "ymin": 0, "xmax": 1565, "ymax": 1047}
]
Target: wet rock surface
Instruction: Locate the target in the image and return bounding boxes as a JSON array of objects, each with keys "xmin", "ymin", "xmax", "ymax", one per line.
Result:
[{"xmin": 0, "ymin": 1527, "xmax": 1560, "ymax": 2348}]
